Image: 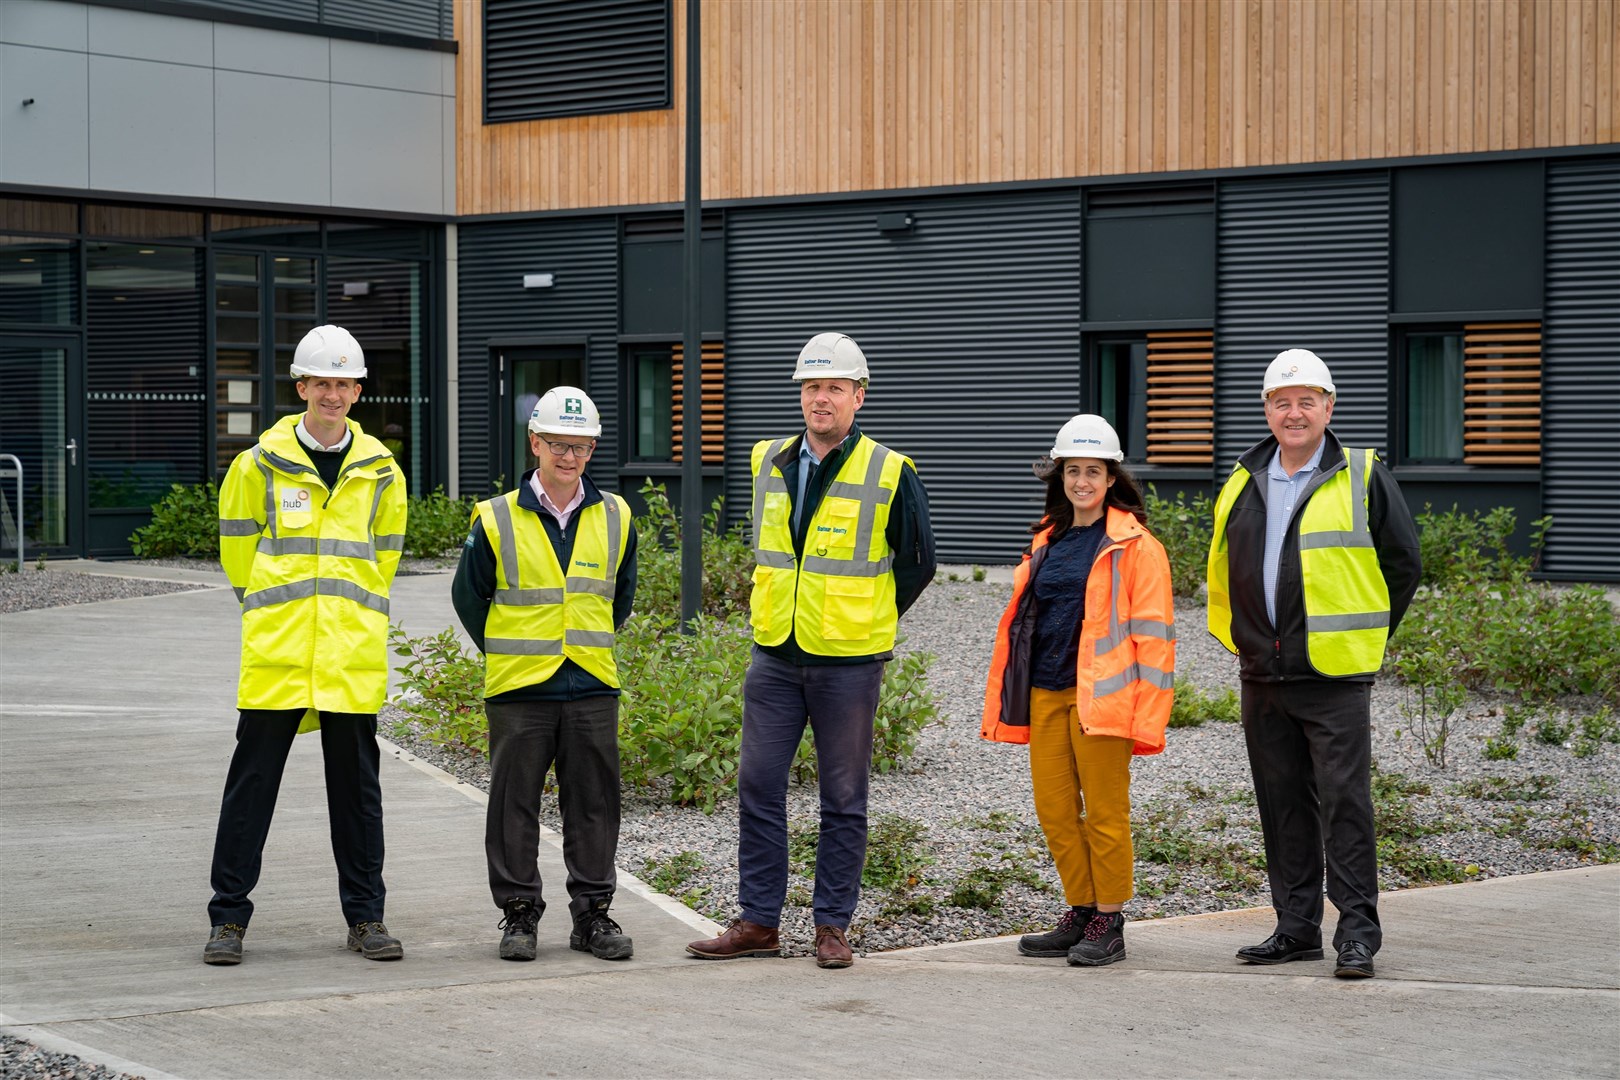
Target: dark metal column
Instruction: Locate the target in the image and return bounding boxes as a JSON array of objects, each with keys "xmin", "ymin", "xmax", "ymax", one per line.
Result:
[{"xmin": 679, "ymin": 0, "xmax": 703, "ymax": 627}]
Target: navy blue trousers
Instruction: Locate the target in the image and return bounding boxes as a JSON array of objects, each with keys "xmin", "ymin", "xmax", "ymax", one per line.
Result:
[
  {"xmin": 207, "ymin": 709, "xmax": 386, "ymax": 928},
  {"xmin": 736, "ymin": 648, "xmax": 884, "ymax": 930}
]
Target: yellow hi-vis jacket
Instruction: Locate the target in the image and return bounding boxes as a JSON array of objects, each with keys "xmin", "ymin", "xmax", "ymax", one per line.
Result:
[
  {"xmin": 474, "ymin": 489, "xmax": 631, "ymax": 697},
  {"xmin": 749, "ymin": 433, "xmax": 908, "ymax": 656},
  {"xmin": 218, "ymin": 414, "xmax": 406, "ymax": 730},
  {"xmin": 1208, "ymin": 446, "xmax": 1392, "ymax": 677}
]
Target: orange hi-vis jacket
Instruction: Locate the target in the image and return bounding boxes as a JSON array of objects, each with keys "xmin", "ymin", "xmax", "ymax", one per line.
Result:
[{"xmin": 981, "ymin": 505, "xmax": 1177, "ymax": 755}]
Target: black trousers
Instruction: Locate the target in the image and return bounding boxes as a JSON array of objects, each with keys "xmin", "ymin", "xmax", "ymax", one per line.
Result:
[
  {"xmin": 207, "ymin": 709, "xmax": 386, "ymax": 927},
  {"xmin": 1241, "ymin": 680, "xmax": 1381, "ymax": 954},
  {"xmin": 485, "ymin": 696, "xmax": 621, "ymax": 920}
]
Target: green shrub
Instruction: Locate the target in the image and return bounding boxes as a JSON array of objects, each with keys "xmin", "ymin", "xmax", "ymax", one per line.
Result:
[
  {"xmin": 1482, "ymin": 736, "xmax": 1519, "ymax": 761},
  {"xmin": 1415, "ymin": 503, "xmax": 1550, "ymax": 588},
  {"xmin": 130, "ymin": 480, "xmax": 220, "ymax": 558},
  {"xmin": 405, "ymin": 486, "xmax": 478, "ymax": 560},
  {"xmin": 1169, "ymin": 681, "xmax": 1240, "ymax": 728},
  {"xmin": 387, "ymin": 623, "xmax": 487, "ymax": 755},
  {"xmin": 873, "ymin": 650, "xmax": 940, "ymax": 773},
  {"xmin": 632, "ymin": 480, "xmax": 753, "ymax": 620},
  {"xmin": 1143, "ymin": 486, "xmax": 1214, "ymax": 598}
]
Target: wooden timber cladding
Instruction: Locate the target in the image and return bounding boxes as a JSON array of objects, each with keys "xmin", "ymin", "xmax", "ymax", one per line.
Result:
[
  {"xmin": 670, "ymin": 340, "xmax": 725, "ymax": 463},
  {"xmin": 455, "ymin": 0, "xmax": 1620, "ymax": 214},
  {"xmin": 1463, "ymin": 321, "xmax": 1542, "ymax": 466},
  {"xmin": 1146, "ymin": 330, "xmax": 1213, "ymax": 465}
]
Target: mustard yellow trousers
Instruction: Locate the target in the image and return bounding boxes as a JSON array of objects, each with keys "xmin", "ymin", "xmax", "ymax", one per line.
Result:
[{"xmin": 1028, "ymin": 686, "xmax": 1135, "ymax": 906}]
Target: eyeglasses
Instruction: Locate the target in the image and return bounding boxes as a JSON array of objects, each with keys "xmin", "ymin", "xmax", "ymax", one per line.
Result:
[{"xmin": 541, "ymin": 439, "xmax": 595, "ymax": 459}]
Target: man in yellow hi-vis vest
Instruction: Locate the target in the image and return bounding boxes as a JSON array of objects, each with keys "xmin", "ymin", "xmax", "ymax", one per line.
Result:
[
  {"xmin": 205, "ymin": 325, "xmax": 407, "ymax": 966},
  {"xmin": 1206, "ymin": 350, "xmax": 1420, "ymax": 980},
  {"xmin": 686, "ymin": 333, "xmax": 935, "ymax": 969},
  {"xmin": 453, "ymin": 387, "xmax": 638, "ymax": 963}
]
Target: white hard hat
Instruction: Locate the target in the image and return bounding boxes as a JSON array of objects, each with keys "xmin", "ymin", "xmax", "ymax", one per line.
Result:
[
  {"xmin": 290, "ymin": 325, "xmax": 366, "ymax": 379},
  {"xmin": 1049, "ymin": 413, "xmax": 1124, "ymax": 463},
  {"xmin": 793, "ymin": 332, "xmax": 869, "ymax": 383},
  {"xmin": 529, "ymin": 386, "xmax": 602, "ymax": 438},
  {"xmin": 1262, "ymin": 348, "xmax": 1336, "ymax": 400}
]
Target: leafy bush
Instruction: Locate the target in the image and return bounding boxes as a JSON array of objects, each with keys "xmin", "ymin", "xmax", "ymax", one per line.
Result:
[
  {"xmin": 790, "ymin": 812, "xmax": 934, "ymax": 892},
  {"xmin": 406, "ymin": 486, "xmax": 478, "ymax": 560},
  {"xmin": 387, "ymin": 623, "xmax": 488, "ymax": 755},
  {"xmin": 130, "ymin": 480, "xmax": 220, "ymax": 558},
  {"xmin": 1143, "ymin": 486, "xmax": 1214, "ymax": 598},
  {"xmin": 1169, "ymin": 681, "xmax": 1240, "ymax": 728},
  {"xmin": 632, "ymin": 480, "xmax": 753, "ymax": 620},
  {"xmin": 873, "ymin": 651, "xmax": 940, "ymax": 773},
  {"xmin": 1415, "ymin": 503, "xmax": 1551, "ymax": 589}
]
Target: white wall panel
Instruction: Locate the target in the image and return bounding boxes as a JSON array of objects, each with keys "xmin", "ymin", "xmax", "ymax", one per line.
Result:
[
  {"xmin": 331, "ymin": 84, "xmax": 444, "ymax": 214},
  {"xmin": 86, "ymin": 4, "xmax": 212, "ymax": 66},
  {"xmin": 213, "ymin": 22, "xmax": 328, "ymax": 82},
  {"xmin": 0, "ymin": 0, "xmax": 87, "ymax": 50},
  {"xmin": 331, "ymin": 37, "xmax": 440, "ymax": 95},
  {"xmin": 0, "ymin": 44, "xmax": 89, "ymax": 187},
  {"xmin": 214, "ymin": 71, "xmax": 330, "ymax": 206},
  {"xmin": 88, "ymin": 56, "xmax": 214, "ymax": 198}
]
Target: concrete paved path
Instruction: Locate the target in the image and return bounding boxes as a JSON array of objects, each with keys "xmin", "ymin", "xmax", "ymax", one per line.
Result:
[{"xmin": 2, "ymin": 563, "xmax": 1617, "ymax": 1079}]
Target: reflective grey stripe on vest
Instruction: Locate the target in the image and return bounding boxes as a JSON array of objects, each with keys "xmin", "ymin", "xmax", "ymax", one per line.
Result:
[
  {"xmin": 1298, "ymin": 448, "xmax": 1374, "ymax": 550},
  {"xmin": 597, "ymin": 497, "xmax": 622, "ymax": 603},
  {"xmin": 256, "ymin": 536, "xmax": 374, "ymax": 560},
  {"xmin": 253, "ymin": 448, "xmax": 277, "ymax": 537},
  {"xmin": 494, "ymin": 587, "xmax": 564, "ymax": 605},
  {"xmin": 220, "ymin": 518, "xmax": 260, "ymax": 536},
  {"xmin": 368, "ymin": 471, "xmax": 394, "ymax": 540},
  {"xmin": 374, "ymin": 533, "xmax": 405, "ymax": 552},
  {"xmin": 751, "ymin": 437, "xmax": 792, "ymax": 559},
  {"xmin": 484, "ymin": 637, "xmax": 563, "ymax": 656},
  {"xmin": 241, "ymin": 577, "xmax": 389, "ymax": 615},
  {"xmin": 1093, "ymin": 661, "xmax": 1176, "ymax": 699},
  {"xmin": 800, "ymin": 445, "xmax": 895, "ymax": 578},
  {"xmin": 564, "ymin": 576, "xmax": 615, "ymax": 598},
  {"xmin": 566, "ymin": 629, "xmax": 615, "ymax": 648},
  {"xmin": 1093, "ymin": 546, "xmax": 1175, "ymax": 657},
  {"xmin": 1307, "ymin": 611, "xmax": 1390, "ymax": 633},
  {"xmin": 232, "ymin": 586, "xmax": 245, "ymax": 602},
  {"xmin": 490, "ymin": 495, "xmax": 522, "ymax": 591}
]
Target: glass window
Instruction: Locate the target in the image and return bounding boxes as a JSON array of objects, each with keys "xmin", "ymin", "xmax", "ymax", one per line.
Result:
[
  {"xmin": 1405, "ymin": 333, "xmax": 1466, "ymax": 464},
  {"xmin": 1094, "ymin": 339, "xmax": 1147, "ymax": 462},
  {"xmin": 628, "ymin": 347, "xmax": 675, "ymax": 461},
  {"xmin": 1090, "ymin": 331, "xmax": 1214, "ymax": 466},
  {"xmin": 0, "ymin": 237, "xmax": 77, "ymax": 326},
  {"xmin": 85, "ymin": 244, "xmax": 206, "ymax": 508},
  {"xmin": 326, "ymin": 257, "xmax": 425, "ymax": 489}
]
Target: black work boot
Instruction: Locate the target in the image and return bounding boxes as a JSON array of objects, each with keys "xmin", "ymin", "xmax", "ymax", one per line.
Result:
[
  {"xmin": 499, "ymin": 898, "xmax": 540, "ymax": 962},
  {"xmin": 570, "ymin": 898, "xmax": 633, "ymax": 960},
  {"xmin": 346, "ymin": 921, "xmax": 404, "ymax": 960},
  {"xmin": 1067, "ymin": 911, "xmax": 1127, "ymax": 967},
  {"xmin": 1018, "ymin": 906, "xmax": 1097, "ymax": 957},
  {"xmin": 203, "ymin": 923, "xmax": 246, "ymax": 965}
]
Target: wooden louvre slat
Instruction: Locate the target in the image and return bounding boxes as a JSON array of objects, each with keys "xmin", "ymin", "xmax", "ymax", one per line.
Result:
[
  {"xmin": 1144, "ymin": 330, "xmax": 1214, "ymax": 467},
  {"xmin": 1462, "ymin": 322, "xmax": 1541, "ymax": 466},
  {"xmin": 670, "ymin": 342, "xmax": 726, "ymax": 465}
]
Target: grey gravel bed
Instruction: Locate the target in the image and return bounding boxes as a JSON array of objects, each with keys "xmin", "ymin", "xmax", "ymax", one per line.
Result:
[
  {"xmin": 0, "ymin": 1035, "xmax": 137, "ymax": 1080},
  {"xmin": 0, "ymin": 569, "xmax": 207, "ymax": 614},
  {"xmin": 388, "ymin": 578, "xmax": 1620, "ymax": 959}
]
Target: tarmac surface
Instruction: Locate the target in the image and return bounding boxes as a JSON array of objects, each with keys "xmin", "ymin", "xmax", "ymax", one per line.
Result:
[{"xmin": 1, "ymin": 560, "xmax": 1616, "ymax": 1079}]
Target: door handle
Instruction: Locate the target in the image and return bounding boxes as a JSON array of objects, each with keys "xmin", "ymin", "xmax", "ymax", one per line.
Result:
[{"xmin": 65, "ymin": 438, "xmax": 78, "ymax": 466}]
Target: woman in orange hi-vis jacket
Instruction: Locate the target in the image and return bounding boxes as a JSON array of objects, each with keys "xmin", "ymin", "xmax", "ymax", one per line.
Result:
[{"xmin": 982, "ymin": 414, "xmax": 1176, "ymax": 968}]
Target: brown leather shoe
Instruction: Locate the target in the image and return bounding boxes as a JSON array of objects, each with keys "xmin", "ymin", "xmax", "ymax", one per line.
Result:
[
  {"xmin": 815, "ymin": 924, "xmax": 853, "ymax": 969},
  {"xmin": 686, "ymin": 919, "xmax": 780, "ymax": 960}
]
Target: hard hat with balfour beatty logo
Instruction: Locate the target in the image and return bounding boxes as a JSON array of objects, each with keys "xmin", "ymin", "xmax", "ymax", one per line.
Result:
[
  {"xmin": 793, "ymin": 332, "xmax": 870, "ymax": 383},
  {"xmin": 1262, "ymin": 348, "xmax": 1336, "ymax": 401},
  {"xmin": 1049, "ymin": 413, "xmax": 1124, "ymax": 463},
  {"xmin": 530, "ymin": 386, "xmax": 602, "ymax": 438},
  {"xmin": 290, "ymin": 325, "xmax": 367, "ymax": 379}
]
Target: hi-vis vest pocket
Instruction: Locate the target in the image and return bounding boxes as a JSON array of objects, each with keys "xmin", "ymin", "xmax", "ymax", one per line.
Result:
[
  {"xmin": 820, "ymin": 575, "xmax": 875, "ymax": 640},
  {"xmin": 762, "ymin": 491, "xmax": 790, "ymax": 530},
  {"xmin": 812, "ymin": 498, "xmax": 861, "ymax": 557},
  {"xmin": 277, "ymin": 484, "xmax": 315, "ymax": 530}
]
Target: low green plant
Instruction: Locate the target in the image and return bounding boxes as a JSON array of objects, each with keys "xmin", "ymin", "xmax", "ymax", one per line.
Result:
[
  {"xmin": 1143, "ymin": 486, "xmax": 1214, "ymax": 598},
  {"xmin": 405, "ymin": 486, "xmax": 478, "ymax": 560},
  {"xmin": 1534, "ymin": 717, "xmax": 1574, "ymax": 746},
  {"xmin": 130, "ymin": 479, "xmax": 221, "ymax": 558},
  {"xmin": 947, "ymin": 861, "xmax": 1047, "ymax": 910},
  {"xmin": 971, "ymin": 565, "xmax": 987, "ymax": 582},
  {"xmin": 387, "ymin": 623, "xmax": 487, "ymax": 755},
  {"xmin": 1132, "ymin": 804, "xmax": 1265, "ymax": 889},
  {"xmin": 1573, "ymin": 708, "xmax": 1619, "ymax": 758},
  {"xmin": 790, "ymin": 813, "xmax": 933, "ymax": 893},
  {"xmin": 1452, "ymin": 775, "xmax": 1556, "ymax": 802},
  {"xmin": 872, "ymin": 651, "xmax": 940, "ymax": 773},
  {"xmin": 1391, "ymin": 640, "xmax": 1467, "ymax": 769},
  {"xmin": 1501, "ymin": 704, "xmax": 1532, "ymax": 737},
  {"xmin": 1377, "ymin": 838, "xmax": 1469, "ymax": 884},
  {"xmin": 1169, "ymin": 682, "xmax": 1240, "ymax": 728},
  {"xmin": 639, "ymin": 850, "xmax": 713, "ymax": 908},
  {"xmin": 1414, "ymin": 503, "xmax": 1551, "ymax": 588},
  {"xmin": 632, "ymin": 480, "xmax": 753, "ymax": 620},
  {"xmin": 1482, "ymin": 736, "xmax": 1519, "ymax": 761}
]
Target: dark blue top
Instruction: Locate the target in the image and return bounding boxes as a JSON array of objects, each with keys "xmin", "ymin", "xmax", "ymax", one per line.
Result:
[{"xmin": 1030, "ymin": 518, "xmax": 1107, "ymax": 692}]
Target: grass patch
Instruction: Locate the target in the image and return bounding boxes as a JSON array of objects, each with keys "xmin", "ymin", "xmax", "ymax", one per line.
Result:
[
  {"xmin": 1168, "ymin": 682, "xmax": 1241, "ymax": 729},
  {"xmin": 1133, "ymin": 804, "xmax": 1266, "ymax": 890},
  {"xmin": 1452, "ymin": 775, "xmax": 1557, "ymax": 802}
]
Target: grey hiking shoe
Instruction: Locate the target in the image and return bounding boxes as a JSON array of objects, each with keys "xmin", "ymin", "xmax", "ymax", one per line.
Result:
[
  {"xmin": 347, "ymin": 921, "xmax": 403, "ymax": 960},
  {"xmin": 499, "ymin": 898, "xmax": 540, "ymax": 961},
  {"xmin": 203, "ymin": 923, "xmax": 245, "ymax": 965}
]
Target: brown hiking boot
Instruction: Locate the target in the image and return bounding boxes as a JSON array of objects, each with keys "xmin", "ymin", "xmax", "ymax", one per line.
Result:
[
  {"xmin": 685, "ymin": 918, "xmax": 780, "ymax": 960},
  {"xmin": 814, "ymin": 924, "xmax": 853, "ymax": 969}
]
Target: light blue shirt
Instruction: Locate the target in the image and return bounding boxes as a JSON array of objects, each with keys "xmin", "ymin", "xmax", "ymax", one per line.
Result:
[
  {"xmin": 792, "ymin": 437, "xmax": 822, "ymax": 534},
  {"xmin": 1263, "ymin": 438, "xmax": 1327, "ymax": 628}
]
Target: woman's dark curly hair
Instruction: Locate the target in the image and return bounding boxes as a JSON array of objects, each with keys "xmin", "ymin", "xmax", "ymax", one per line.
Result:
[{"xmin": 1030, "ymin": 456, "xmax": 1148, "ymax": 542}]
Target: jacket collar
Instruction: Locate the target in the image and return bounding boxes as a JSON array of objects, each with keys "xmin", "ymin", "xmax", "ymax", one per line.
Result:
[
  {"xmin": 772, "ymin": 423, "xmax": 864, "ymax": 473},
  {"xmin": 1235, "ymin": 427, "xmax": 1347, "ymax": 479},
  {"xmin": 516, "ymin": 469, "xmax": 604, "ymax": 515},
  {"xmin": 258, "ymin": 413, "xmax": 393, "ymax": 481}
]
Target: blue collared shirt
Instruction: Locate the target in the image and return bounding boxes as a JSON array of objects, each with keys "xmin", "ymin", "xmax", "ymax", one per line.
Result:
[
  {"xmin": 1263, "ymin": 438, "xmax": 1327, "ymax": 628},
  {"xmin": 791, "ymin": 437, "xmax": 823, "ymax": 534}
]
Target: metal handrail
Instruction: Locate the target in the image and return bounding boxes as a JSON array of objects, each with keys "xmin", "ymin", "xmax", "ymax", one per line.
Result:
[{"xmin": 0, "ymin": 453, "xmax": 21, "ymax": 571}]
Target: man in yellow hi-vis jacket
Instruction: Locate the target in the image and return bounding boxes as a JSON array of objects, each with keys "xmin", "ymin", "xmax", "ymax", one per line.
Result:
[{"xmin": 204, "ymin": 325, "xmax": 407, "ymax": 966}]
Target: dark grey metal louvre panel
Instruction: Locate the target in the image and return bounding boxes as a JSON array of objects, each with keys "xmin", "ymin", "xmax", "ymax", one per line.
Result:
[
  {"xmin": 456, "ymin": 217, "xmax": 619, "ymax": 495},
  {"xmin": 1215, "ymin": 173, "xmax": 1390, "ymax": 466},
  {"xmin": 726, "ymin": 191, "xmax": 1081, "ymax": 564},
  {"xmin": 186, "ymin": 0, "xmax": 318, "ymax": 21},
  {"xmin": 485, "ymin": 0, "xmax": 671, "ymax": 122},
  {"xmin": 325, "ymin": 0, "xmax": 450, "ymax": 39},
  {"xmin": 1541, "ymin": 157, "xmax": 1620, "ymax": 581}
]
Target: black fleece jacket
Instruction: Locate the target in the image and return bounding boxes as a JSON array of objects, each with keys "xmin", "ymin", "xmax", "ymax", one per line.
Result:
[{"xmin": 1218, "ymin": 429, "xmax": 1422, "ymax": 683}]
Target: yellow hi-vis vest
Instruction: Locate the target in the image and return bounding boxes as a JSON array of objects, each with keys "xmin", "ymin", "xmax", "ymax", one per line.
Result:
[
  {"xmin": 474, "ymin": 489, "xmax": 631, "ymax": 697},
  {"xmin": 1208, "ymin": 446, "xmax": 1392, "ymax": 677},
  {"xmin": 218, "ymin": 414, "xmax": 406, "ymax": 729},
  {"xmin": 749, "ymin": 433, "xmax": 908, "ymax": 656}
]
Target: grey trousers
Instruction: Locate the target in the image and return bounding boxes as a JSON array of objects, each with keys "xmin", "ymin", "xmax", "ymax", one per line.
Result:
[{"xmin": 485, "ymin": 695, "xmax": 621, "ymax": 921}]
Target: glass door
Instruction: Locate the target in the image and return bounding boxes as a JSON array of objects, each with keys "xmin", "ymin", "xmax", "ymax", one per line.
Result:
[
  {"xmin": 0, "ymin": 336, "xmax": 84, "ymax": 559},
  {"xmin": 494, "ymin": 345, "xmax": 585, "ymax": 489}
]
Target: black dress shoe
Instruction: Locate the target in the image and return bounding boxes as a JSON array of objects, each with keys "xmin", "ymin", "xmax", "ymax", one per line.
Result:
[
  {"xmin": 1334, "ymin": 940, "xmax": 1375, "ymax": 978},
  {"xmin": 1236, "ymin": 931, "xmax": 1324, "ymax": 965}
]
